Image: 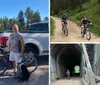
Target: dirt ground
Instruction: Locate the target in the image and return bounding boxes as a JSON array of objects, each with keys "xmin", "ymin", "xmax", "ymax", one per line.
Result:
[
  {"xmin": 51, "ymin": 77, "xmax": 84, "ymax": 85},
  {"xmin": 51, "ymin": 17, "xmax": 100, "ymax": 42},
  {"xmin": 0, "ymin": 56, "xmax": 49, "ymax": 85}
]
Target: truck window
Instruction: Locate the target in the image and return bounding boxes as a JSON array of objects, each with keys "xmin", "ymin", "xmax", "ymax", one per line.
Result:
[{"xmin": 29, "ymin": 23, "xmax": 49, "ymax": 33}]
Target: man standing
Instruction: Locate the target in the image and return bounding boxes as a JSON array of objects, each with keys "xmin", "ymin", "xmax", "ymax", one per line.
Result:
[
  {"xmin": 66, "ymin": 69, "xmax": 70, "ymax": 79},
  {"xmin": 8, "ymin": 24, "xmax": 24, "ymax": 76}
]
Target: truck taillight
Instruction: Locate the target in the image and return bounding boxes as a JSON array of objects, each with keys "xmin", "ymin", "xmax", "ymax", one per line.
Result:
[{"xmin": 0, "ymin": 37, "xmax": 8, "ymax": 47}]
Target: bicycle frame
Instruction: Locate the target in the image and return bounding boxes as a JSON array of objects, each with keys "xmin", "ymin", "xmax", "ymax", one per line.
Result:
[
  {"xmin": 0, "ymin": 57, "xmax": 12, "ymax": 66},
  {"xmin": 81, "ymin": 24, "xmax": 89, "ymax": 34},
  {"xmin": 0, "ymin": 47, "xmax": 38, "ymax": 75},
  {"xmin": 81, "ymin": 24, "xmax": 91, "ymax": 40},
  {"xmin": 0, "ymin": 48, "xmax": 12, "ymax": 67}
]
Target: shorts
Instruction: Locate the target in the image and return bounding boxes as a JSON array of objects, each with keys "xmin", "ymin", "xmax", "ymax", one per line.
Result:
[
  {"xmin": 9, "ymin": 51, "xmax": 22, "ymax": 63},
  {"xmin": 62, "ymin": 20, "xmax": 67, "ymax": 24}
]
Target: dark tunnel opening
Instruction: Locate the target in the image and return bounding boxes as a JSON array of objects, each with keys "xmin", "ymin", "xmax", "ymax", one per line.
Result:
[{"xmin": 55, "ymin": 45, "xmax": 82, "ymax": 79}]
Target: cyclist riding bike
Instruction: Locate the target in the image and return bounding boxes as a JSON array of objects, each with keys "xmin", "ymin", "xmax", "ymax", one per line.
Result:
[
  {"xmin": 81, "ymin": 17, "xmax": 91, "ymax": 33},
  {"xmin": 61, "ymin": 12, "xmax": 68, "ymax": 28}
]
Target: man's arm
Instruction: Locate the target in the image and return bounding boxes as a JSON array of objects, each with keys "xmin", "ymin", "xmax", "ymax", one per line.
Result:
[
  {"xmin": 87, "ymin": 20, "xmax": 91, "ymax": 23},
  {"xmin": 66, "ymin": 15, "xmax": 69, "ymax": 20},
  {"xmin": 81, "ymin": 19, "xmax": 83, "ymax": 22},
  {"xmin": 61, "ymin": 15, "xmax": 63, "ymax": 21},
  {"xmin": 20, "ymin": 36, "xmax": 24, "ymax": 54}
]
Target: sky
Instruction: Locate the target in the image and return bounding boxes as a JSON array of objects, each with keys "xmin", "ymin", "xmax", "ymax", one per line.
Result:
[{"xmin": 0, "ymin": 0, "xmax": 49, "ymax": 20}]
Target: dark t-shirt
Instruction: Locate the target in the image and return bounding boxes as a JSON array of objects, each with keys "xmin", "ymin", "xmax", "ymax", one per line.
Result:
[
  {"xmin": 61, "ymin": 14, "xmax": 68, "ymax": 21},
  {"xmin": 82, "ymin": 19, "xmax": 90, "ymax": 24}
]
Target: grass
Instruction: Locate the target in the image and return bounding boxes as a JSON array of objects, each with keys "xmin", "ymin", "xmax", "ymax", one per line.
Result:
[
  {"xmin": 50, "ymin": 17, "xmax": 55, "ymax": 36},
  {"xmin": 51, "ymin": 0, "xmax": 100, "ymax": 36},
  {"xmin": 70, "ymin": 9, "xmax": 100, "ymax": 36}
]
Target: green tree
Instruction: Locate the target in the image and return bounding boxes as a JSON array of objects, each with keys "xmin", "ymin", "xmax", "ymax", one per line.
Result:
[
  {"xmin": 50, "ymin": 0, "xmax": 89, "ymax": 15},
  {"xmin": 0, "ymin": 7, "xmax": 42, "ymax": 30},
  {"xmin": 0, "ymin": 18, "xmax": 3, "ymax": 30},
  {"xmin": 43, "ymin": 17, "xmax": 49, "ymax": 21},
  {"xmin": 0, "ymin": 18, "xmax": 2, "ymax": 28},
  {"xmin": 25, "ymin": 7, "xmax": 33, "ymax": 28},
  {"xmin": 32, "ymin": 10, "xmax": 41, "ymax": 23},
  {"xmin": 8, "ymin": 18, "xmax": 18, "ymax": 30},
  {"xmin": 9, "ymin": 19, "xmax": 13, "ymax": 29},
  {"xmin": 18, "ymin": 10, "xmax": 25, "ymax": 30},
  {"xmin": 2, "ymin": 17, "xmax": 9, "ymax": 30}
]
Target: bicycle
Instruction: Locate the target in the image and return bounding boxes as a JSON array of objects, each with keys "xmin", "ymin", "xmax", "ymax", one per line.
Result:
[
  {"xmin": 0, "ymin": 47, "xmax": 38, "ymax": 76},
  {"xmin": 62, "ymin": 21, "xmax": 68, "ymax": 36},
  {"xmin": 81, "ymin": 23, "xmax": 92, "ymax": 40}
]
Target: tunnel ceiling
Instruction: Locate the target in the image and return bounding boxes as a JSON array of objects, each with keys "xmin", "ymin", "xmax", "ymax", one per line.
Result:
[{"xmin": 51, "ymin": 44, "xmax": 82, "ymax": 58}]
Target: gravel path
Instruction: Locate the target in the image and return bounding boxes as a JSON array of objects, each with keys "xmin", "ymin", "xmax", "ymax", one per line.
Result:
[
  {"xmin": 0, "ymin": 56, "xmax": 49, "ymax": 85},
  {"xmin": 51, "ymin": 77, "xmax": 84, "ymax": 85},
  {"xmin": 0, "ymin": 65, "xmax": 48, "ymax": 85}
]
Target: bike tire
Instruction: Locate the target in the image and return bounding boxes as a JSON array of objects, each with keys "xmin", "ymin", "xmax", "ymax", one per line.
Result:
[
  {"xmin": 86, "ymin": 28, "xmax": 91, "ymax": 40},
  {"xmin": 0, "ymin": 57, "xmax": 7, "ymax": 76},
  {"xmin": 62, "ymin": 24, "xmax": 65, "ymax": 34},
  {"xmin": 22, "ymin": 48, "xmax": 38, "ymax": 74},
  {"xmin": 81, "ymin": 28, "xmax": 84, "ymax": 37},
  {"xmin": 62, "ymin": 27, "xmax": 65, "ymax": 34},
  {"xmin": 64, "ymin": 25, "xmax": 68, "ymax": 36},
  {"xmin": 0, "ymin": 48, "xmax": 4, "ymax": 60}
]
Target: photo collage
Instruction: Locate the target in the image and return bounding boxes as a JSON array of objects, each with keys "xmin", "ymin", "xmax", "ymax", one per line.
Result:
[{"xmin": 0, "ymin": 0, "xmax": 100, "ymax": 85}]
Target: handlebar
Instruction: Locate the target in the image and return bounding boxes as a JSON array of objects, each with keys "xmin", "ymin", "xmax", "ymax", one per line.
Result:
[{"xmin": 0, "ymin": 47, "xmax": 10, "ymax": 54}]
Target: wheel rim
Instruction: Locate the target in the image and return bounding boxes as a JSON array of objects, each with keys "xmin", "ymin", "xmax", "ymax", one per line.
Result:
[
  {"xmin": 81, "ymin": 33, "xmax": 84, "ymax": 37},
  {"xmin": 23, "ymin": 51, "xmax": 35, "ymax": 65},
  {"xmin": 65, "ymin": 29, "xmax": 68, "ymax": 36},
  {"xmin": 86, "ymin": 31, "xmax": 91, "ymax": 40},
  {"xmin": 0, "ymin": 58, "xmax": 7, "ymax": 75},
  {"xmin": 22, "ymin": 51, "xmax": 38, "ymax": 73},
  {"xmin": 64, "ymin": 25, "xmax": 68, "ymax": 36}
]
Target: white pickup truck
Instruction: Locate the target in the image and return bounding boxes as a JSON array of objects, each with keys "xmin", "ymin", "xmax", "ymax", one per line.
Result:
[{"xmin": 0, "ymin": 22, "xmax": 49, "ymax": 57}]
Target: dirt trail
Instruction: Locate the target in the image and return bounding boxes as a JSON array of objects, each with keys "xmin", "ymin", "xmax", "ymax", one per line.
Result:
[
  {"xmin": 50, "ymin": 17, "xmax": 100, "ymax": 42},
  {"xmin": 51, "ymin": 78, "xmax": 84, "ymax": 85}
]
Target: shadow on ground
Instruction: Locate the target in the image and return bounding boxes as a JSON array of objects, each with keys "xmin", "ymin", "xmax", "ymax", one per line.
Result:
[{"xmin": 0, "ymin": 56, "xmax": 49, "ymax": 85}]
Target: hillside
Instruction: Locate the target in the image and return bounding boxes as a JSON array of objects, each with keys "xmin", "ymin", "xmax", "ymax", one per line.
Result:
[{"xmin": 51, "ymin": 0, "xmax": 100, "ymax": 36}]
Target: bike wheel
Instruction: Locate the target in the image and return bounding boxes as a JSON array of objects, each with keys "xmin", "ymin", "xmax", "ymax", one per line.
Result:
[
  {"xmin": 0, "ymin": 48, "xmax": 4, "ymax": 60},
  {"xmin": 22, "ymin": 48, "xmax": 38, "ymax": 74},
  {"xmin": 62, "ymin": 24, "xmax": 65, "ymax": 34},
  {"xmin": 86, "ymin": 28, "xmax": 91, "ymax": 40},
  {"xmin": 64, "ymin": 25, "xmax": 68, "ymax": 36},
  {"xmin": 0, "ymin": 57, "xmax": 7, "ymax": 75},
  {"xmin": 62, "ymin": 27, "xmax": 65, "ymax": 34},
  {"xmin": 81, "ymin": 28, "xmax": 84, "ymax": 37}
]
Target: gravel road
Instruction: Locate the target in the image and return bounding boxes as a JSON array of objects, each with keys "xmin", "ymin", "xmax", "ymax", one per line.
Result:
[{"xmin": 0, "ymin": 56, "xmax": 49, "ymax": 85}]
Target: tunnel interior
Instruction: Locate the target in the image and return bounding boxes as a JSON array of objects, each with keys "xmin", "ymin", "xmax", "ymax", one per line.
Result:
[{"xmin": 51, "ymin": 44, "xmax": 82, "ymax": 79}]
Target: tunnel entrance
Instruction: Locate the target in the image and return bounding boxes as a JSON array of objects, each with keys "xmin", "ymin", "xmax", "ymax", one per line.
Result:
[{"xmin": 51, "ymin": 44, "xmax": 82, "ymax": 79}]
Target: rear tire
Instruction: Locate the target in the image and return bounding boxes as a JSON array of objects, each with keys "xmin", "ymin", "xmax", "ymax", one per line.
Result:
[
  {"xmin": 22, "ymin": 48, "xmax": 38, "ymax": 74},
  {"xmin": 0, "ymin": 48, "xmax": 4, "ymax": 60},
  {"xmin": 62, "ymin": 27, "xmax": 65, "ymax": 34},
  {"xmin": 64, "ymin": 25, "xmax": 68, "ymax": 36},
  {"xmin": 86, "ymin": 29, "xmax": 91, "ymax": 40},
  {"xmin": 0, "ymin": 57, "xmax": 7, "ymax": 76}
]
